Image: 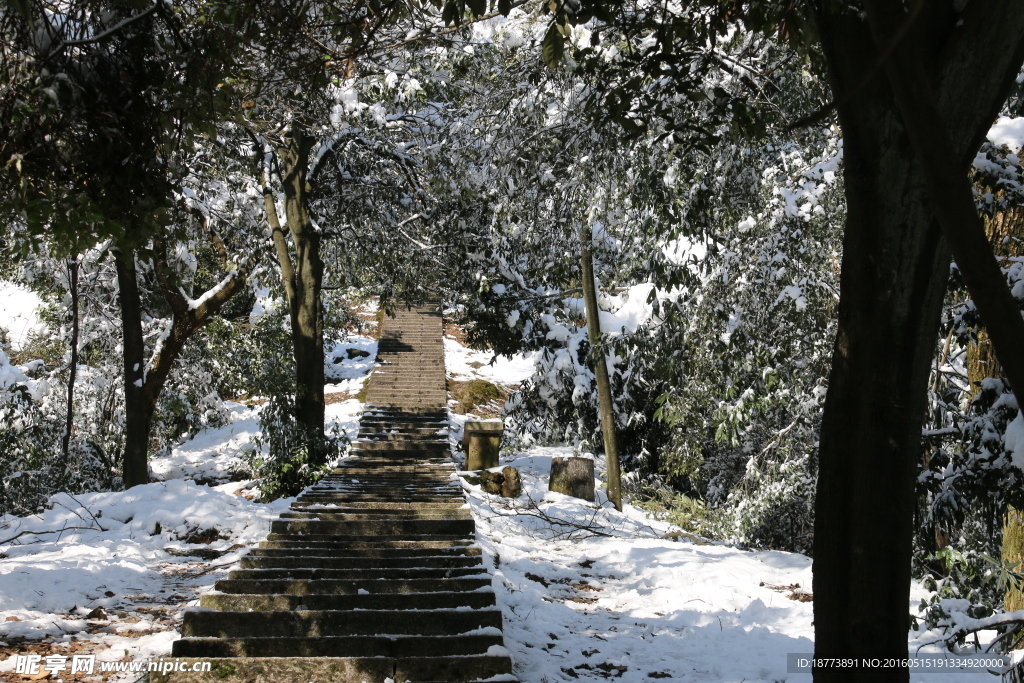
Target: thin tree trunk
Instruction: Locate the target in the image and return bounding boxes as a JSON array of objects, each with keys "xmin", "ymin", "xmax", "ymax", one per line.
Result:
[
  {"xmin": 579, "ymin": 224, "xmax": 622, "ymax": 511},
  {"xmin": 61, "ymin": 257, "xmax": 79, "ymax": 461},
  {"xmin": 115, "ymin": 249, "xmax": 150, "ymax": 488},
  {"xmin": 811, "ymin": 3, "xmax": 1024, "ymax": 680}
]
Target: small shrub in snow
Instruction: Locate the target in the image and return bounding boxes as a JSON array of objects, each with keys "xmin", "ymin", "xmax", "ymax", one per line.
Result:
[{"xmin": 245, "ymin": 392, "xmax": 344, "ymax": 500}]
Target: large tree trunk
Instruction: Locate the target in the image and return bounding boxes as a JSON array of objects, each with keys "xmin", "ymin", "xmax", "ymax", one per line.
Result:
[
  {"xmin": 115, "ymin": 249, "xmax": 151, "ymax": 488},
  {"xmin": 264, "ymin": 129, "xmax": 326, "ymax": 447},
  {"xmin": 811, "ymin": 3, "xmax": 1024, "ymax": 680}
]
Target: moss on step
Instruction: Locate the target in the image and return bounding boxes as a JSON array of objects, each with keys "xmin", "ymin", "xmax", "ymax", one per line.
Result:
[{"xmin": 448, "ymin": 379, "xmax": 505, "ymax": 416}]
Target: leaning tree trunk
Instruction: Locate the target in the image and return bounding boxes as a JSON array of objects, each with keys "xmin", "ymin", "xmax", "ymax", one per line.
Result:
[
  {"xmin": 579, "ymin": 224, "xmax": 622, "ymax": 511},
  {"xmin": 114, "ymin": 248, "xmax": 150, "ymax": 488},
  {"xmin": 964, "ymin": 205, "xmax": 1024, "ymax": 614},
  {"xmin": 811, "ymin": 3, "xmax": 1024, "ymax": 680},
  {"xmin": 138, "ymin": 235, "xmax": 251, "ymax": 452},
  {"xmin": 264, "ymin": 128, "xmax": 326, "ymax": 450}
]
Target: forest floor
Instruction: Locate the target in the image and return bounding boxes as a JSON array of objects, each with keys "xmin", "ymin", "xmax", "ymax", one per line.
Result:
[{"xmin": 0, "ymin": 304, "xmax": 1009, "ymax": 682}]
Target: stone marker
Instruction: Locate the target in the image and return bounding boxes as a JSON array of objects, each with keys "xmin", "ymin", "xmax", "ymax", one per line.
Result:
[
  {"xmin": 549, "ymin": 456, "xmax": 595, "ymax": 502},
  {"xmin": 463, "ymin": 420, "xmax": 503, "ymax": 470},
  {"xmin": 500, "ymin": 466, "xmax": 522, "ymax": 498}
]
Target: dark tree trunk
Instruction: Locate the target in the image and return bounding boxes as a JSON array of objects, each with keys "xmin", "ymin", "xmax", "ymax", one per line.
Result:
[
  {"xmin": 115, "ymin": 249, "xmax": 151, "ymax": 488},
  {"xmin": 811, "ymin": 3, "xmax": 1024, "ymax": 680},
  {"xmin": 265, "ymin": 129, "xmax": 326, "ymax": 449},
  {"xmin": 61, "ymin": 257, "xmax": 79, "ymax": 462}
]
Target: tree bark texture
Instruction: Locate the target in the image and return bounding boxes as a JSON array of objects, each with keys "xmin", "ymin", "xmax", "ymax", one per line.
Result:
[
  {"xmin": 265, "ymin": 129, "xmax": 325, "ymax": 447},
  {"xmin": 580, "ymin": 224, "xmax": 622, "ymax": 511},
  {"xmin": 549, "ymin": 456, "xmax": 596, "ymax": 502},
  {"xmin": 811, "ymin": 3, "xmax": 1024, "ymax": 680},
  {"xmin": 115, "ymin": 249, "xmax": 150, "ymax": 488}
]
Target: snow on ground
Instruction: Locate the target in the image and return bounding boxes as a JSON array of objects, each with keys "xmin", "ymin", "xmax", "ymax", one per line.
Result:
[
  {"xmin": 0, "ymin": 282, "xmax": 44, "ymax": 351},
  {"xmin": 325, "ymin": 334, "xmax": 378, "ymax": 384},
  {"xmin": 988, "ymin": 116, "xmax": 1024, "ymax": 152},
  {"xmin": 150, "ymin": 402, "xmax": 260, "ymax": 483},
  {"xmin": 150, "ymin": 380, "xmax": 368, "ymax": 484},
  {"xmin": 456, "ymin": 445, "xmax": 1004, "ymax": 683},
  {"xmin": 0, "ymin": 328, "xmax": 1008, "ymax": 681},
  {"xmin": 444, "ymin": 337, "xmax": 536, "ymax": 386},
  {"xmin": 0, "ymin": 480, "xmax": 292, "ymax": 673}
]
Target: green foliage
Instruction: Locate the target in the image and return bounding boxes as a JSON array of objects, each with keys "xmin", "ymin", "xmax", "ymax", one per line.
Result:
[
  {"xmin": 631, "ymin": 484, "xmax": 723, "ymax": 539},
  {"xmin": 244, "ymin": 392, "xmax": 344, "ymax": 501}
]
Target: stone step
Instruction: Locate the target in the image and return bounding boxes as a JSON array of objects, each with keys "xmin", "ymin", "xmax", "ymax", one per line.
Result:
[
  {"xmin": 182, "ymin": 608, "xmax": 503, "ymax": 638},
  {"xmin": 362, "ymin": 405, "xmax": 446, "ymax": 417},
  {"xmin": 301, "ymin": 487, "xmax": 462, "ymax": 496},
  {"xmin": 359, "ymin": 417, "xmax": 448, "ymax": 425},
  {"xmin": 292, "ymin": 497, "xmax": 465, "ymax": 506},
  {"xmin": 330, "ymin": 465, "xmax": 454, "ymax": 475},
  {"xmin": 213, "ymin": 576, "xmax": 492, "ymax": 595},
  {"xmin": 357, "ymin": 426, "xmax": 448, "ymax": 433},
  {"xmin": 306, "ymin": 477, "xmax": 456, "ymax": 486},
  {"xmin": 289, "ymin": 501, "xmax": 466, "ymax": 511},
  {"xmin": 307, "ymin": 479, "xmax": 458, "ymax": 487},
  {"xmin": 271, "ymin": 517, "xmax": 474, "ymax": 536},
  {"xmin": 257, "ymin": 539, "xmax": 476, "ymax": 550},
  {"xmin": 265, "ymin": 533, "xmax": 471, "ymax": 544},
  {"xmin": 238, "ymin": 554, "xmax": 482, "ymax": 570},
  {"xmin": 349, "ymin": 441, "xmax": 449, "ymax": 452},
  {"xmin": 279, "ymin": 511, "xmax": 468, "ymax": 521},
  {"xmin": 308, "ymin": 477, "xmax": 458, "ymax": 486},
  {"xmin": 366, "ymin": 403, "xmax": 450, "ymax": 413},
  {"xmin": 355, "ymin": 436, "xmax": 447, "ymax": 444},
  {"xmin": 200, "ymin": 590, "xmax": 496, "ymax": 612},
  {"xmin": 247, "ymin": 546, "xmax": 480, "ymax": 557},
  {"xmin": 226, "ymin": 566, "xmax": 487, "ymax": 581},
  {"xmin": 171, "ymin": 637, "xmax": 506, "ymax": 660}
]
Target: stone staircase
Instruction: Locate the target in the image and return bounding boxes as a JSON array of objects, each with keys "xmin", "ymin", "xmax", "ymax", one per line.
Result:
[{"xmin": 161, "ymin": 305, "xmax": 516, "ymax": 683}]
